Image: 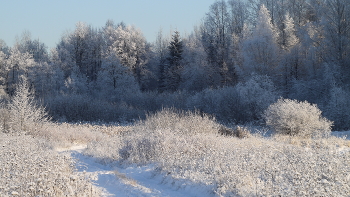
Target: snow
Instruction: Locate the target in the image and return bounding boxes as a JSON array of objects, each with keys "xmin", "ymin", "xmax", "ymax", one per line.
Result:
[
  {"xmin": 62, "ymin": 146, "xmax": 213, "ymax": 197},
  {"xmin": 332, "ymin": 130, "xmax": 350, "ymax": 140},
  {"xmin": 55, "ymin": 144, "xmax": 87, "ymax": 152},
  {"xmin": 57, "ymin": 131, "xmax": 350, "ymax": 196}
]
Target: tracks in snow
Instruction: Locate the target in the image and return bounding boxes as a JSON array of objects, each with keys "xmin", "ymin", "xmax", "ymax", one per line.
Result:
[{"xmin": 59, "ymin": 145, "xmax": 212, "ymax": 197}]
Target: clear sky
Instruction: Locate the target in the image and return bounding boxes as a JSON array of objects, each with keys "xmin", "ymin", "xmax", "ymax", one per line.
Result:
[{"xmin": 0, "ymin": 0, "xmax": 217, "ymax": 49}]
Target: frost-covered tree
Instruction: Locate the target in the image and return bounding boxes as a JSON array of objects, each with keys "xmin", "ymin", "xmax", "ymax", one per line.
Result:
[
  {"xmin": 5, "ymin": 48, "xmax": 35, "ymax": 95},
  {"xmin": 284, "ymin": 0, "xmax": 311, "ymax": 28},
  {"xmin": 14, "ymin": 31, "xmax": 49, "ymax": 63},
  {"xmin": 180, "ymin": 28, "xmax": 211, "ymax": 92},
  {"xmin": 235, "ymin": 74, "xmax": 278, "ymax": 121},
  {"xmin": 56, "ymin": 22, "xmax": 102, "ymax": 82},
  {"xmin": 48, "ymin": 48, "xmax": 70, "ymax": 93},
  {"xmin": 247, "ymin": 0, "xmax": 291, "ymax": 32},
  {"xmin": 8, "ymin": 76, "xmax": 49, "ymax": 133},
  {"xmin": 97, "ymin": 54, "xmax": 140, "ymax": 101},
  {"xmin": 280, "ymin": 13, "xmax": 299, "ymax": 50},
  {"xmin": 111, "ymin": 24, "xmax": 150, "ymax": 89},
  {"xmin": 102, "ymin": 20, "xmax": 119, "ymax": 54},
  {"xmin": 0, "ymin": 40, "xmax": 9, "ymax": 54},
  {"xmin": 10, "ymin": 32, "xmax": 66, "ymax": 98},
  {"xmin": 240, "ymin": 4, "xmax": 279, "ymax": 78},
  {"xmin": 278, "ymin": 12, "xmax": 300, "ymax": 91},
  {"xmin": 63, "ymin": 65, "xmax": 89, "ymax": 95},
  {"xmin": 0, "ymin": 50, "xmax": 9, "ymax": 94}
]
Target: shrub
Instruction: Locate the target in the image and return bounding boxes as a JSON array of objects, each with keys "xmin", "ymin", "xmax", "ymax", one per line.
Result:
[
  {"xmin": 263, "ymin": 98, "xmax": 333, "ymax": 138},
  {"xmin": 114, "ymin": 108, "xmax": 221, "ymax": 164},
  {"xmin": 138, "ymin": 108, "xmax": 220, "ymax": 135}
]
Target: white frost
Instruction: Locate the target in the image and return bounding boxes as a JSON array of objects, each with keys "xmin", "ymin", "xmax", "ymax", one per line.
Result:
[{"xmin": 63, "ymin": 146, "xmax": 213, "ymax": 197}]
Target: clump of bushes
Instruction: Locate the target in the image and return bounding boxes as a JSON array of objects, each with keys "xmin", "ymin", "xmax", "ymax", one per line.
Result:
[
  {"xmin": 137, "ymin": 108, "xmax": 221, "ymax": 135},
  {"xmin": 263, "ymin": 98, "xmax": 333, "ymax": 138},
  {"xmin": 116, "ymin": 108, "xmax": 221, "ymax": 164}
]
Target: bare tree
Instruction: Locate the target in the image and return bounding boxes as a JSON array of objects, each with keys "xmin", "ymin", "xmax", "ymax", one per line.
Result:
[
  {"xmin": 201, "ymin": 0, "xmax": 235, "ymax": 86},
  {"xmin": 322, "ymin": 0, "xmax": 350, "ymax": 83}
]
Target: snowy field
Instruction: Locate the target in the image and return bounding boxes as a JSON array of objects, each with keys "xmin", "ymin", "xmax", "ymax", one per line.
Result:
[
  {"xmin": 2, "ymin": 0, "xmax": 350, "ymax": 196},
  {"xmin": 65, "ymin": 129, "xmax": 350, "ymax": 197},
  {"xmin": 1, "ymin": 111, "xmax": 350, "ymax": 196}
]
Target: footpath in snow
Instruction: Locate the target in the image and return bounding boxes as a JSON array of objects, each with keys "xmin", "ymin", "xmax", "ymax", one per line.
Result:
[{"xmin": 60, "ymin": 146, "xmax": 213, "ymax": 197}]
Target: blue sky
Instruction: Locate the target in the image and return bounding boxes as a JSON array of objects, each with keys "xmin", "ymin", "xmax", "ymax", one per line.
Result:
[{"xmin": 0, "ymin": 0, "xmax": 216, "ymax": 49}]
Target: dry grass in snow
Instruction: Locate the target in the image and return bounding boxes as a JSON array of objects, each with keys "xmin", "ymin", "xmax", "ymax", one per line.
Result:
[
  {"xmin": 0, "ymin": 133, "xmax": 101, "ymax": 196},
  {"xmin": 29, "ymin": 122, "xmax": 131, "ymax": 149},
  {"xmin": 85, "ymin": 108, "xmax": 350, "ymax": 196},
  {"xmin": 2, "ymin": 108, "xmax": 349, "ymax": 196}
]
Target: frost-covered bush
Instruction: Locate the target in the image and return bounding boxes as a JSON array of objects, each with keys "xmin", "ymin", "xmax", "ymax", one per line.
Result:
[
  {"xmin": 264, "ymin": 98, "xmax": 333, "ymax": 138},
  {"xmin": 138, "ymin": 108, "xmax": 220, "ymax": 135},
  {"xmin": 115, "ymin": 108, "xmax": 221, "ymax": 164}
]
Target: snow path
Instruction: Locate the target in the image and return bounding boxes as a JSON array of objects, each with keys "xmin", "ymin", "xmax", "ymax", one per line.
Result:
[{"xmin": 59, "ymin": 146, "xmax": 213, "ymax": 197}]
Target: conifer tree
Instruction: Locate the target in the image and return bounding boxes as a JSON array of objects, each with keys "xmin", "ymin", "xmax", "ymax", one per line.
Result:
[
  {"xmin": 155, "ymin": 29, "xmax": 169, "ymax": 93},
  {"xmin": 165, "ymin": 31, "xmax": 183, "ymax": 92}
]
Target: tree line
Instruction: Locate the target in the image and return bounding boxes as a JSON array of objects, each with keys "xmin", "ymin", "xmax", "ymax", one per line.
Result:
[{"xmin": 0, "ymin": 0, "xmax": 350, "ymax": 130}]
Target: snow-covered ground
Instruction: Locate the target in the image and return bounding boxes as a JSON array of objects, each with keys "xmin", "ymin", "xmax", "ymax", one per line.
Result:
[
  {"xmin": 332, "ymin": 130, "xmax": 350, "ymax": 139},
  {"xmin": 56, "ymin": 130, "xmax": 350, "ymax": 197},
  {"xmin": 63, "ymin": 146, "xmax": 213, "ymax": 197}
]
